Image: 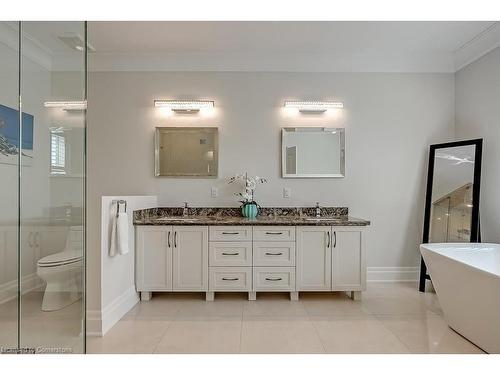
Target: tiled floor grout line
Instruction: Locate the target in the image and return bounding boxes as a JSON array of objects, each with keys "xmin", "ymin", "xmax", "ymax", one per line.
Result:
[
  {"xmin": 238, "ymin": 306, "xmax": 244, "ymax": 353},
  {"xmin": 371, "ymin": 313, "xmax": 414, "ymax": 354},
  {"xmin": 150, "ymin": 320, "xmax": 174, "ymax": 354},
  {"xmin": 306, "ymin": 307, "xmax": 328, "ymax": 354}
]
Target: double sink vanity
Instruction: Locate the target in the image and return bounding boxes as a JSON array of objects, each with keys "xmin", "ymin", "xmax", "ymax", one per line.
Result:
[{"xmin": 133, "ymin": 207, "xmax": 370, "ymax": 302}]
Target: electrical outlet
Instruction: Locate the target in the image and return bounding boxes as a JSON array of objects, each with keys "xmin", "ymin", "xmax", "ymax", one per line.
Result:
[
  {"xmin": 283, "ymin": 187, "xmax": 291, "ymax": 198},
  {"xmin": 211, "ymin": 187, "xmax": 218, "ymax": 198}
]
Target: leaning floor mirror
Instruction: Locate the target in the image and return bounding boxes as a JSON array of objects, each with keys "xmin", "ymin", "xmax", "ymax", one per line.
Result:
[{"xmin": 419, "ymin": 139, "xmax": 483, "ymax": 292}]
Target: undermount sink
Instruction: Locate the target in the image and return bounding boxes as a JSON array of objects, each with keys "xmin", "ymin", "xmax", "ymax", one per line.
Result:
[{"xmin": 157, "ymin": 217, "xmax": 200, "ymax": 221}]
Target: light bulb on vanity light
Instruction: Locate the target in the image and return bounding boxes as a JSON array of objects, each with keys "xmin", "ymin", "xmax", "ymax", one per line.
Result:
[
  {"xmin": 284, "ymin": 100, "xmax": 344, "ymax": 113},
  {"xmin": 154, "ymin": 100, "xmax": 214, "ymax": 114},
  {"xmin": 44, "ymin": 101, "xmax": 87, "ymax": 111}
]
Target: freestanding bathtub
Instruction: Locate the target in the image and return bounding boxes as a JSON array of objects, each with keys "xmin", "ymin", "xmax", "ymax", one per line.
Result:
[{"xmin": 420, "ymin": 243, "xmax": 500, "ymax": 353}]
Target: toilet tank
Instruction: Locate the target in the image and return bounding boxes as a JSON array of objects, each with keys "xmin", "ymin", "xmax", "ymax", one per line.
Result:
[{"xmin": 65, "ymin": 225, "xmax": 83, "ymax": 253}]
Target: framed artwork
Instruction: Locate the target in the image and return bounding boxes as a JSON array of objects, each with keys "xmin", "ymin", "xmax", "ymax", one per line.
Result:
[{"xmin": 0, "ymin": 104, "xmax": 34, "ymax": 166}]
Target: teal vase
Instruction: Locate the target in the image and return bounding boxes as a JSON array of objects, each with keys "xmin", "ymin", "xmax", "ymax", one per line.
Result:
[{"xmin": 242, "ymin": 203, "xmax": 258, "ymax": 218}]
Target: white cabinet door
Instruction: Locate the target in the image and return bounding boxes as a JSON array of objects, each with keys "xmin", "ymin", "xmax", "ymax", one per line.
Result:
[
  {"xmin": 332, "ymin": 229, "xmax": 365, "ymax": 291},
  {"xmin": 136, "ymin": 226, "xmax": 173, "ymax": 291},
  {"xmin": 172, "ymin": 226, "xmax": 208, "ymax": 291},
  {"xmin": 296, "ymin": 226, "xmax": 332, "ymax": 291}
]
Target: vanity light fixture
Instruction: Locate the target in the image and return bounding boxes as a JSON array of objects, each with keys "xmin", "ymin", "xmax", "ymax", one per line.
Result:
[
  {"xmin": 154, "ymin": 100, "xmax": 214, "ymax": 113},
  {"xmin": 44, "ymin": 101, "xmax": 87, "ymax": 110},
  {"xmin": 284, "ymin": 100, "xmax": 344, "ymax": 113}
]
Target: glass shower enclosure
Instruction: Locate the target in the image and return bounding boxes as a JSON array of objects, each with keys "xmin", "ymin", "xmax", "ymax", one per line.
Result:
[{"xmin": 0, "ymin": 21, "xmax": 86, "ymax": 353}]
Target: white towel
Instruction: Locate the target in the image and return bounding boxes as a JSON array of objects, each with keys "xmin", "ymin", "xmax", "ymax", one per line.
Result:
[{"xmin": 109, "ymin": 204, "xmax": 129, "ymax": 256}]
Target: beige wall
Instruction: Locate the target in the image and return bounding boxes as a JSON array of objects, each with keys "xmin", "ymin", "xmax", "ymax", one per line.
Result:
[
  {"xmin": 87, "ymin": 71, "xmax": 455, "ymax": 312},
  {"xmin": 456, "ymin": 46, "xmax": 500, "ymax": 243}
]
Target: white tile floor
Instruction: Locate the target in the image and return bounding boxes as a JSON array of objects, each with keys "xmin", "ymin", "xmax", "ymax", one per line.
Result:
[
  {"xmin": 87, "ymin": 282, "xmax": 485, "ymax": 354},
  {"xmin": 0, "ymin": 292, "xmax": 84, "ymax": 353}
]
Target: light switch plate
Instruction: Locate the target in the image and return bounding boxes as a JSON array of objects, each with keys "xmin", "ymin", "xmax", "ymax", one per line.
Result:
[
  {"xmin": 283, "ymin": 187, "xmax": 291, "ymax": 198},
  {"xmin": 211, "ymin": 187, "xmax": 218, "ymax": 198}
]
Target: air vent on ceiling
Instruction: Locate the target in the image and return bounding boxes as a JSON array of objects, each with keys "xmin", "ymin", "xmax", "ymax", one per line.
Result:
[{"xmin": 57, "ymin": 34, "xmax": 95, "ymax": 52}]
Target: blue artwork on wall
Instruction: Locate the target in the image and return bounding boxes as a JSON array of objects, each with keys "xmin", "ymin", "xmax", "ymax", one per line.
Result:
[{"xmin": 0, "ymin": 104, "xmax": 34, "ymax": 165}]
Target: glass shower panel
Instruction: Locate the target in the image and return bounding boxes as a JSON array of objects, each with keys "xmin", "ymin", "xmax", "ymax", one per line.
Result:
[
  {"xmin": 0, "ymin": 21, "xmax": 20, "ymax": 353},
  {"xmin": 20, "ymin": 21, "xmax": 86, "ymax": 354}
]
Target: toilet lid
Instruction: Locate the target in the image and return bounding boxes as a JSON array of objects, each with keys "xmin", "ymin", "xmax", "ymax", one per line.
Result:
[{"xmin": 38, "ymin": 250, "xmax": 82, "ymax": 266}]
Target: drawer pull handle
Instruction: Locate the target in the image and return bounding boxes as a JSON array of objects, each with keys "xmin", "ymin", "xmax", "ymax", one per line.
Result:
[
  {"xmin": 221, "ymin": 232, "xmax": 239, "ymax": 235},
  {"xmin": 222, "ymin": 277, "xmax": 239, "ymax": 281},
  {"xmin": 265, "ymin": 277, "xmax": 282, "ymax": 281},
  {"xmin": 265, "ymin": 232, "xmax": 283, "ymax": 235},
  {"xmin": 222, "ymin": 252, "xmax": 239, "ymax": 256},
  {"xmin": 265, "ymin": 252, "xmax": 283, "ymax": 256}
]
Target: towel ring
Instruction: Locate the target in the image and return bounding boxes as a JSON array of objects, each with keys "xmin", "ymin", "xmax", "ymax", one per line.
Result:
[{"xmin": 114, "ymin": 199, "xmax": 127, "ymax": 217}]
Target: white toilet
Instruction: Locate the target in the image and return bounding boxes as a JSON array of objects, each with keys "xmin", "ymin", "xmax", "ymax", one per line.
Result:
[{"xmin": 37, "ymin": 226, "xmax": 83, "ymax": 311}]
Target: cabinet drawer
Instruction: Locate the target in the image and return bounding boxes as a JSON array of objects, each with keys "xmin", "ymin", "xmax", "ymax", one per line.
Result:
[
  {"xmin": 253, "ymin": 267, "xmax": 296, "ymax": 291},
  {"xmin": 209, "ymin": 242, "xmax": 252, "ymax": 266},
  {"xmin": 209, "ymin": 226, "xmax": 252, "ymax": 242},
  {"xmin": 253, "ymin": 226, "xmax": 295, "ymax": 242},
  {"xmin": 253, "ymin": 242, "xmax": 295, "ymax": 267},
  {"xmin": 209, "ymin": 267, "xmax": 252, "ymax": 291}
]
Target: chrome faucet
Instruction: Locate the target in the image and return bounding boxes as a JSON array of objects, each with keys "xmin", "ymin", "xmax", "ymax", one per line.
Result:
[
  {"xmin": 183, "ymin": 202, "xmax": 189, "ymax": 217},
  {"xmin": 315, "ymin": 202, "xmax": 321, "ymax": 218}
]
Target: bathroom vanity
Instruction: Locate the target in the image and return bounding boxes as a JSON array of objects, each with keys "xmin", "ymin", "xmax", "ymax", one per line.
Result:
[{"xmin": 133, "ymin": 207, "xmax": 370, "ymax": 301}]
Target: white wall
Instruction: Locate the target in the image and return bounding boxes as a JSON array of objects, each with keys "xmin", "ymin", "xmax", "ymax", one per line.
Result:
[
  {"xmin": 456, "ymin": 46, "xmax": 500, "ymax": 243},
  {"xmin": 86, "ymin": 71, "xmax": 455, "ymax": 311},
  {"xmin": 86, "ymin": 195, "xmax": 157, "ymax": 336}
]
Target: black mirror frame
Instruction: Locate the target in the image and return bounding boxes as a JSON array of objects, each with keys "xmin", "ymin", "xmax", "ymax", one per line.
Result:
[{"xmin": 419, "ymin": 138, "xmax": 483, "ymax": 292}]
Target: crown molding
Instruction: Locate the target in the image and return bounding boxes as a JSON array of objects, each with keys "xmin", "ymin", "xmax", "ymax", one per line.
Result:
[
  {"xmin": 89, "ymin": 51, "xmax": 455, "ymax": 73},
  {"xmin": 454, "ymin": 22, "xmax": 500, "ymax": 72}
]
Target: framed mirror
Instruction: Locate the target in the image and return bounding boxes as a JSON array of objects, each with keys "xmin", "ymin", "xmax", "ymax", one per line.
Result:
[
  {"xmin": 155, "ymin": 127, "xmax": 218, "ymax": 177},
  {"xmin": 281, "ymin": 127, "xmax": 345, "ymax": 178},
  {"xmin": 419, "ymin": 138, "xmax": 483, "ymax": 292}
]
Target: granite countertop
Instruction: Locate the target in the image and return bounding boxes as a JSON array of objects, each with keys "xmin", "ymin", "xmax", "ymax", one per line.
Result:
[{"xmin": 133, "ymin": 207, "xmax": 370, "ymax": 227}]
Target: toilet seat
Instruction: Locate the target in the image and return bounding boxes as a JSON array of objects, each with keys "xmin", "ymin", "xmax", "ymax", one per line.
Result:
[{"xmin": 38, "ymin": 250, "xmax": 83, "ymax": 268}]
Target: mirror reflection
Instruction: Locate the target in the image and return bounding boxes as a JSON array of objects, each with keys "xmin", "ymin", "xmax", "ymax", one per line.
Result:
[
  {"xmin": 282, "ymin": 127, "xmax": 345, "ymax": 178},
  {"xmin": 430, "ymin": 145, "xmax": 475, "ymax": 242}
]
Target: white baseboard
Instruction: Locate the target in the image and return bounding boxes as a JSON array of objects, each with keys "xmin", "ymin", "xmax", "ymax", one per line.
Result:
[
  {"xmin": 87, "ymin": 286, "xmax": 139, "ymax": 337},
  {"xmin": 0, "ymin": 273, "xmax": 44, "ymax": 305},
  {"xmin": 367, "ymin": 267, "xmax": 419, "ymax": 282}
]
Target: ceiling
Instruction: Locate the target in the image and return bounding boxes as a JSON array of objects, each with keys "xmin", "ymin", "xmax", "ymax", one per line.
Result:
[
  {"xmin": 10, "ymin": 21, "xmax": 500, "ymax": 72},
  {"xmin": 88, "ymin": 21, "xmax": 493, "ymax": 54}
]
